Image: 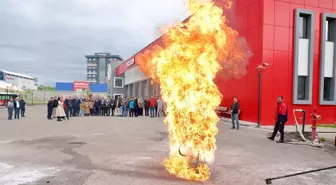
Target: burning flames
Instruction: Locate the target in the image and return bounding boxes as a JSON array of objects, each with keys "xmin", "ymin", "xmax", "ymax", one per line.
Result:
[{"xmin": 137, "ymin": 0, "xmax": 249, "ymax": 181}]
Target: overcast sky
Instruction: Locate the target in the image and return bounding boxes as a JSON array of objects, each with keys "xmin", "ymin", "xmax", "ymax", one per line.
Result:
[{"xmin": 0, "ymin": 0, "xmax": 187, "ymax": 85}]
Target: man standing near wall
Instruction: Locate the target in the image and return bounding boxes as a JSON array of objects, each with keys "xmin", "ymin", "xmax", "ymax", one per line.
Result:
[
  {"xmin": 230, "ymin": 97, "xmax": 240, "ymax": 130},
  {"xmin": 267, "ymin": 96, "xmax": 288, "ymax": 143}
]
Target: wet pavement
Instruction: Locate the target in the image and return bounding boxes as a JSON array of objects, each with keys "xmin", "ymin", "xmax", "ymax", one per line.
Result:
[{"xmin": 0, "ymin": 106, "xmax": 335, "ymax": 185}]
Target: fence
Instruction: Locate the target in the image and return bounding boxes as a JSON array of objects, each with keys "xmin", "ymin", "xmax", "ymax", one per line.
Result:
[{"xmin": 20, "ymin": 91, "xmax": 108, "ymax": 106}]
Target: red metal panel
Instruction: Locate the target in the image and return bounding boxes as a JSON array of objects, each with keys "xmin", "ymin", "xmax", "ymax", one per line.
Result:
[
  {"xmin": 273, "ymin": 51, "xmax": 290, "ymax": 99},
  {"xmin": 312, "ymin": 54, "xmax": 320, "ymax": 105},
  {"xmin": 289, "ymin": 3, "xmax": 304, "ymax": 27},
  {"xmin": 274, "ymin": 26, "xmax": 290, "ymax": 51},
  {"xmin": 319, "ymin": 0, "xmax": 333, "ymax": 9},
  {"xmin": 305, "ymin": 0, "xmax": 319, "ymax": 7},
  {"xmin": 314, "ymin": 30, "xmax": 320, "ymax": 55},
  {"xmin": 246, "ymin": 0, "xmax": 259, "ymax": 6},
  {"xmin": 261, "ymin": 50, "xmax": 275, "ymax": 124},
  {"xmin": 263, "ymin": 25, "xmax": 274, "ymax": 50},
  {"xmin": 305, "ymin": 6, "xmax": 321, "ymax": 31},
  {"xmin": 289, "ymin": 27, "xmax": 294, "ymax": 51},
  {"xmin": 290, "ymin": 0, "xmax": 305, "ymax": 5},
  {"xmin": 263, "ymin": 0, "xmax": 275, "ymax": 24},
  {"xmin": 334, "ymin": 0, "xmax": 336, "ymax": 10},
  {"xmin": 248, "ymin": 26, "xmax": 261, "ymax": 53},
  {"xmin": 274, "ymin": 1, "xmax": 290, "ymax": 27},
  {"xmin": 322, "ymin": 8, "xmax": 334, "ymax": 13},
  {"xmin": 248, "ymin": 2, "xmax": 260, "ymax": 29},
  {"xmin": 237, "ymin": 8, "xmax": 248, "ymax": 33}
]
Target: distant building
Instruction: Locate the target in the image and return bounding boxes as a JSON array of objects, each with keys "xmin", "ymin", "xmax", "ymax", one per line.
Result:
[
  {"xmin": 0, "ymin": 69, "xmax": 38, "ymax": 90},
  {"xmin": 85, "ymin": 53, "xmax": 123, "ymax": 84}
]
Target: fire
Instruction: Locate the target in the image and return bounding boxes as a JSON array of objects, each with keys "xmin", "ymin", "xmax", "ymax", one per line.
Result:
[{"xmin": 137, "ymin": 0, "xmax": 249, "ymax": 181}]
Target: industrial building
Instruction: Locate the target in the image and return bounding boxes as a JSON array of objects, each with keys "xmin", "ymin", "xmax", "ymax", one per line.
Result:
[
  {"xmin": 85, "ymin": 52, "xmax": 123, "ymax": 84},
  {"xmin": 0, "ymin": 69, "xmax": 38, "ymax": 90},
  {"xmin": 115, "ymin": 0, "xmax": 336, "ymax": 125}
]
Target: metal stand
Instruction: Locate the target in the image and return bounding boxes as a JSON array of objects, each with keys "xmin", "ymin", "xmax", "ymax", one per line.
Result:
[
  {"xmin": 257, "ymin": 73, "xmax": 262, "ymax": 128},
  {"xmin": 302, "ymin": 110, "xmax": 306, "ymax": 134}
]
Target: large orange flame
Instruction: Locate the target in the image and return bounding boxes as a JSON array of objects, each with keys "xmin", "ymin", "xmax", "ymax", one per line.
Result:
[{"xmin": 137, "ymin": 0, "xmax": 249, "ymax": 181}]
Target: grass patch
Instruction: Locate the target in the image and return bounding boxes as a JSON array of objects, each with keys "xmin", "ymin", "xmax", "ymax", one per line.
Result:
[{"xmin": 317, "ymin": 124, "xmax": 336, "ymax": 128}]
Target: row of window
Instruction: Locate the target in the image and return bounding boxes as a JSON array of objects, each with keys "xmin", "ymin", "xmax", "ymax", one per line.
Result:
[{"xmin": 295, "ymin": 10, "xmax": 336, "ymax": 105}]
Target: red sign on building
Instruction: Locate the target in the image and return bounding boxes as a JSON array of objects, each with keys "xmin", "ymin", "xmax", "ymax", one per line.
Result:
[{"xmin": 73, "ymin": 81, "xmax": 89, "ymax": 92}]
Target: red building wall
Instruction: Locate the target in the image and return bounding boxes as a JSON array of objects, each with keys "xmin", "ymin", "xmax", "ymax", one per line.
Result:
[
  {"xmin": 216, "ymin": 0, "xmax": 336, "ymax": 125},
  {"xmin": 215, "ymin": 0, "xmax": 263, "ymax": 123}
]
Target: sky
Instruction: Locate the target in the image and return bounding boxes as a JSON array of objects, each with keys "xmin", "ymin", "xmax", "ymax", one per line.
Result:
[{"xmin": 0, "ymin": 0, "xmax": 187, "ymax": 85}]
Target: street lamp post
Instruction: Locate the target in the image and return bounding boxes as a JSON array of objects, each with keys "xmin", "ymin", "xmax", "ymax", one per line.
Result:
[{"xmin": 255, "ymin": 62, "xmax": 269, "ymax": 128}]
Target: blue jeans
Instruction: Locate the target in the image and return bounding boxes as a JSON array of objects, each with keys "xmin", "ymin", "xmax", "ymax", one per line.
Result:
[
  {"xmin": 122, "ymin": 106, "xmax": 127, "ymax": 117},
  {"xmin": 150, "ymin": 107, "xmax": 155, "ymax": 117},
  {"xmin": 232, "ymin": 114, "xmax": 240, "ymax": 129}
]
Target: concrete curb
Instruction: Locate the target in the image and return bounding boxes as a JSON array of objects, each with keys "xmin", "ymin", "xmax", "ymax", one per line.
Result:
[{"xmin": 219, "ymin": 118, "xmax": 334, "ymax": 148}]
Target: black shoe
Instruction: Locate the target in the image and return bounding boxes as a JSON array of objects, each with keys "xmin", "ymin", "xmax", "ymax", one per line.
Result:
[
  {"xmin": 267, "ymin": 136, "xmax": 274, "ymax": 141},
  {"xmin": 276, "ymin": 140, "xmax": 284, "ymax": 143},
  {"xmin": 231, "ymin": 127, "xmax": 235, "ymax": 129}
]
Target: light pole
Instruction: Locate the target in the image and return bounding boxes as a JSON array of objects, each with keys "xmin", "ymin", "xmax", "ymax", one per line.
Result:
[{"xmin": 255, "ymin": 62, "xmax": 269, "ymax": 128}]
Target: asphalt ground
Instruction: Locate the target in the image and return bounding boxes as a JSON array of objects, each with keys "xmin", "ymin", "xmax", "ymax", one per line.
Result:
[{"xmin": 0, "ymin": 106, "xmax": 335, "ymax": 185}]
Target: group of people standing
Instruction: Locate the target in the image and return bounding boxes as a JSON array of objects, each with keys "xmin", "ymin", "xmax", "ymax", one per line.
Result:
[
  {"xmin": 6, "ymin": 97, "xmax": 26, "ymax": 120},
  {"xmin": 46, "ymin": 95, "xmax": 166, "ymax": 121}
]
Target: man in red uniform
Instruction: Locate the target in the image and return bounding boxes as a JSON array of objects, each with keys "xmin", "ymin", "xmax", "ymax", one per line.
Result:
[
  {"xmin": 267, "ymin": 96, "xmax": 288, "ymax": 143},
  {"xmin": 149, "ymin": 96, "xmax": 157, "ymax": 118}
]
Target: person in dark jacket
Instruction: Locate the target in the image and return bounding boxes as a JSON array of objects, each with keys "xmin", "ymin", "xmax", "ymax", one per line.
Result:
[
  {"xmin": 110, "ymin": 98, "xmax": 116, "ymax": 116},
  {"xmin": 230, "ymin": 97, "xmax": 240, "ymax": 130},
  {"xmin": 94, "ymin": 99, "xmax": 99, "ymax": 116},
  {"xmin": 19, "ymin": 98, "xmax": 26, "ymax": 117},
  {"xmin": 47, "ymin": 97, "xmax": 54, "ymax": 120},
  {"xmin": 75, "ymin": 98, "xmax": 81, "ymax": 116},
  {"xmin": 267, "ymin": 96, "xmax": 288, "ymax": 143},
  {"xmin": 71, "ymin": 97, "xmax": 76, "ymax": 117},
  {"xmin": 144, "ymin": 97, "xmax": 149, "ymax": 117},
  {"xmin": 68, "ymin": 97, "xmax": 73, "ymax": 117},
  {"xmin": 64, "ymin": 97, "xmax": 70, "ymax": 120},
  {"xmin": 53, "ymin": 97, "xmax": 58, "ymax": 118},
  {"xmin": 134, "ymin": 97, "xmax": 139, "ymax": 117}
]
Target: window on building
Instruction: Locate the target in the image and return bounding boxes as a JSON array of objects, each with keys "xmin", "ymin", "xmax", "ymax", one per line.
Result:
[
  {"xmin": 298, "ymin": 15, "xmax": 308, "ymax": 38},
  {"xmin": 326, "ymin": 18, "xmax": 334, "ymax": 41},
  {"xmin": 294, "ymin": 9, "xmax": 314, "ymax": 105},
  {"xmin": 320, "ymin": 14, "xmax": 336, "ymax": 105},
  {"xmin": 323, "ymin": 77, "xmax": 334, "ymax": 101},
  {"xmin": 297, "ymin": 76, "xmax": 307, "ymax": 100},
  {"xmin": 114, "ymin": 77, "xmax": 124, "ymax": 88}
]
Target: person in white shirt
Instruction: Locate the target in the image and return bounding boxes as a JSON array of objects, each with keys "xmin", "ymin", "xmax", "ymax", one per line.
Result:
[
  {"xmin": 14, "ymin": 97, "xmax": 20, "ymax": 119},
  {"xmin": 157, "ymin": 98, "xmax": 163, "ymax": 117}
]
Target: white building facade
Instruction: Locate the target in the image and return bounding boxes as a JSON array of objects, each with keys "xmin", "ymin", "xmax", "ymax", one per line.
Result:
[{"xmin": 0, "ymin": 69, "xmax": 38, "ymax": 90}]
